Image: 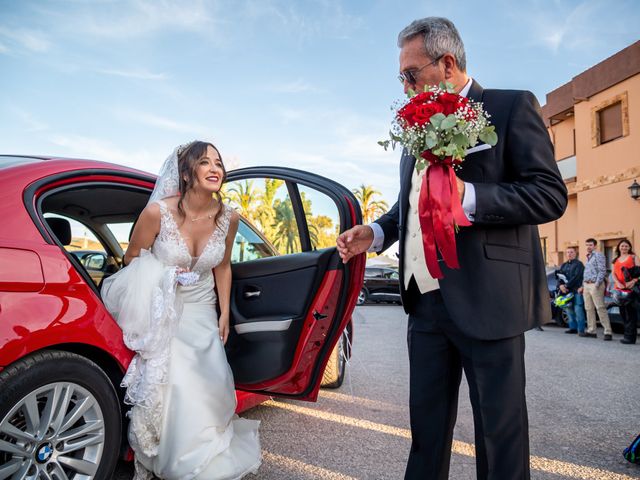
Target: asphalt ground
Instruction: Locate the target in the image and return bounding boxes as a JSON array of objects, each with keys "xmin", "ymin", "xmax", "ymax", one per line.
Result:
[{"xmin": 116, "ymin": 305, "xmax": 640, "ymax": 479}]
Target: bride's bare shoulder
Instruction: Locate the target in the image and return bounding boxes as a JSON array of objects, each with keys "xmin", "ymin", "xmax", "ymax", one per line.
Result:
[{"xmin": 139, "ymin": 201, "xmax": 163, "ymax": 223}]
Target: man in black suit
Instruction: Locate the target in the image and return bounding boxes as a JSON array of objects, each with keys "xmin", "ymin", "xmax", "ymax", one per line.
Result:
[{"xmin": 337, "ymin": 17, "xmax": 567, "ymax": 480}]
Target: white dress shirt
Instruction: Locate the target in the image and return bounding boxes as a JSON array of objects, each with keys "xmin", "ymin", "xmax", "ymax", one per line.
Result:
[{"xmin": 368, "ymin": 78, "xmax": 476, "ymax": 293}]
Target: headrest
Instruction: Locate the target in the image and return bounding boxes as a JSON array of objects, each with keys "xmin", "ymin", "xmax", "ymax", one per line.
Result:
[{"xmin": 46, "ymin": 217, "xmax": 72, "ymax": 246}]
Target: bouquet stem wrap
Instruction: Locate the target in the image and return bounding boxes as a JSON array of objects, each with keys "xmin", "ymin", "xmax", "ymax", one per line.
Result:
[{"xmin": 418, "ymin": 152, "xmax": 471, "ymax": 279}]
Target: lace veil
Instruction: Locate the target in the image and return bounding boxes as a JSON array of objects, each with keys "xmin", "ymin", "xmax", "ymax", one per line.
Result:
[{"xmin": 147, "ymin": 142, "xmax": 194, "ymax": 205}]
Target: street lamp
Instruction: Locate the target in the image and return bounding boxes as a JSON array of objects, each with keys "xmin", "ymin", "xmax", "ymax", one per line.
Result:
[{"xmin": 629, "ymin": 179, "xmax": 640, "ymax": 200}]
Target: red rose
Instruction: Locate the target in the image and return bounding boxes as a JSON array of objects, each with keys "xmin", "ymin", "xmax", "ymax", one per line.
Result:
[
  {"xmin": 412, "ymin": 91, "xmax": 436, "ymax": 104},
  {"xmin": 438, "ymin": 92, "xmax": 461, "ymax": 115},
  {"xmin": 398, "ymin": 102, "xmax": 419, "ymax": 126},
  {"xmin": 413, "ymin": 102, "xmax": 444, "ymax": 125}
]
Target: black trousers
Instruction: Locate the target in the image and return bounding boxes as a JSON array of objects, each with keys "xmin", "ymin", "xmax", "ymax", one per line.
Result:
[
  {"xmin": 620, "ymin": 301, "xmax": 639, "ymax": 342},
  {"xmin": 404, "ymin": 283, "xmax": 530, "ymax": 480}
]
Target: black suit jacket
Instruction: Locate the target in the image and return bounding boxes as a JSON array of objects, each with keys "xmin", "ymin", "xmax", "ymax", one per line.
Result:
[{"xmin": 375, "ymin": 81, "xmax": 568, "ymax": 340}]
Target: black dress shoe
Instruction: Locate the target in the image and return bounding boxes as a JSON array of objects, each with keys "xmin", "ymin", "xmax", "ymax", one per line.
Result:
[
  {"xmin": 620, "ymin": 338, "xmax": 636, "ymax": 345},
  {"xmin": 565, "ymin": 329, "xmax": 577, "ymax": 334},
  {"xmin": 579, "ymin": 332, "xmax": 597, "ymax": 338},
  {"xmin": 536, "ymin": 326, "xmax": 544, "ymax": 331},
  {"xmin": 604, "ymin": 334, "xmax": 612, "ymax": 341}
]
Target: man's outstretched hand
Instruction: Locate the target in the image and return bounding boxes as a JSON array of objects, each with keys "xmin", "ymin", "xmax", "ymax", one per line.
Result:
[{"xmin": 337, "ymin": 225, "xmax": 374, "ymax": 263}]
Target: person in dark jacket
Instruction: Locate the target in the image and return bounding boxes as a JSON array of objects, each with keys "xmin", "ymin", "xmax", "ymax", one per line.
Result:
[{"xmin": 558, "ymin": 246, "xmax": 586, "ymax": 335}]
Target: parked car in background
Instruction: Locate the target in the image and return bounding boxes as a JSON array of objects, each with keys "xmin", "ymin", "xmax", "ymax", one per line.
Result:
[
  {"xmin": 546, "ymin": 268, "xmax": 623, "ymax": 332},
  {"xmin": 358, "ymin": 266, "xmax": 401, "ymax": 305},
  {"xmin": 0, "ymin": 155, "xmax": 363, "ymax": 479}
]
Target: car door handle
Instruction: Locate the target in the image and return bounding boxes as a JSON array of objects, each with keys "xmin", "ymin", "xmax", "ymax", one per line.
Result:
[{"xmin": 244, "ymin": 290, "xmax": 261, "ymax": 298}]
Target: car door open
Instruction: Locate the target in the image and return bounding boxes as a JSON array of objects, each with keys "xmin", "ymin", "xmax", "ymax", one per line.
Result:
[{"xmin": 224, "ymin": 167, "xmax": 364, "ymax": 401}]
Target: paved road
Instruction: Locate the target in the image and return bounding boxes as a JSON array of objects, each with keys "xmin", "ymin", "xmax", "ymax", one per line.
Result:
[{"xmin": 116, "ymin": 305, "xmax": 640, "ymax": 479}]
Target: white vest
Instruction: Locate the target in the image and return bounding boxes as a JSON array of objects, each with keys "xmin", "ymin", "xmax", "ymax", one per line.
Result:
[{"xmin": 404, "ymin": 167, "xmax": 439, "ymax": 294}]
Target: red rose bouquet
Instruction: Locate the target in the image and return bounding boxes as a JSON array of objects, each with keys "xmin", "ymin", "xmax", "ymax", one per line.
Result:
[{"xmin": 379, "ymin": 82, "xmax": 497, "ymax": 279}]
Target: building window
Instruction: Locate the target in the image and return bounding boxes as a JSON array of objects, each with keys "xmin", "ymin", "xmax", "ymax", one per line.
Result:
[
  {"xmin": 591, "ymin": 92, "xmax": 629, "ymax": 147},
  {"xmin": 599, "ymin": 102, "xmax": 623, "ymax": 143}
]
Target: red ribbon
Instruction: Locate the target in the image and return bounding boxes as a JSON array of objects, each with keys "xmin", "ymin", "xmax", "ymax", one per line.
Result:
[{"xmin": 417, "ymin": 152, "xmax": 471, "ymax": 279}]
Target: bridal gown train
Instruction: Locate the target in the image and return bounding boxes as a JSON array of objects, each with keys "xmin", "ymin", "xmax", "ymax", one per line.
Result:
[{"xmin": 103, "ymin": 200, "xmax": 261, "ymax": 480}]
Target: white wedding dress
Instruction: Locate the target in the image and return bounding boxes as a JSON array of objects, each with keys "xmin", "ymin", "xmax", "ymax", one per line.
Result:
[{"xmin": 103, "ymin": 200, "xmax": 261, "ymax": 480}]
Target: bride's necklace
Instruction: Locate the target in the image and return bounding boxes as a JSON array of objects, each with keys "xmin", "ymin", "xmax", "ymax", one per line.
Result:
[{"xmin": 184, "ymin": 201, "xmax": 216, "ymax": 222}]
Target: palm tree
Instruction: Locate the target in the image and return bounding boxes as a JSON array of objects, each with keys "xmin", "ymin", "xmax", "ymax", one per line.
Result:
[
  {"xmin": 272, "ymin": 198, "xmax": 300, "ymax": 254},
  {"xmin": 257, "ymin": 178, "xmax": 284, "ymax": 238},
  {"xmin": 226, "ymin": 180, "xmax": 261, "ymax": 224},
  {"xmin": 352, "ymin": 184, "xmax": 389, "ymax": 224}
]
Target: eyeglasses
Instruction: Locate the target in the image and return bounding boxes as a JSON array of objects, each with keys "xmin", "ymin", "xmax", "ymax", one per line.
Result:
[{"xmin": 398, "ymin": 55, "xmax": 444, "ymax": 85}]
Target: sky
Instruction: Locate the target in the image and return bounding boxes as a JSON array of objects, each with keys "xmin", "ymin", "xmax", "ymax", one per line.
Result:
[{"xmin": 1, "ymin": 0, "xmax": 639, "ymax": 207}]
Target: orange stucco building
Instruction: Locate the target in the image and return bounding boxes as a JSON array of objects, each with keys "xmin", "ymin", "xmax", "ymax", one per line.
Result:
[{"xmin": 539, "ymin": 41, "xmax": 640, "ymax": 269}]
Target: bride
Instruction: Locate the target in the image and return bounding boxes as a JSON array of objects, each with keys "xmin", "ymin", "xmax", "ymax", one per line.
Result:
[{"xmin": 102, "ymin": 141, "xmax": 261, "ymax": 480}]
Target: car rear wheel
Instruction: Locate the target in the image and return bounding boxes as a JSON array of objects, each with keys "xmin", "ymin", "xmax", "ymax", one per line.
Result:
[
  {"xmin": 0, "ymin": 351, "xmax": 121, "ymax": 480},
  {"xmin": 321, "ymin": 330, "xmax": 348, "ymax": 389},
  {"xmin": 356, "ymin": 288, "xmax": 368, "ymax": 306}
]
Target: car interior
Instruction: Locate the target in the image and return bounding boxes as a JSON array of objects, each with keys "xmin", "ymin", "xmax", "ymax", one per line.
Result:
[{"xmin": 36, "ymin": 179, "xmax": 346, "ymax": 391}]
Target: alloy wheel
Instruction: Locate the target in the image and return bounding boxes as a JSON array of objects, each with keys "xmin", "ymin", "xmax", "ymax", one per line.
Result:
[
  {"xmin": 357, "ymin": 289, "xmax": 366, "ymax": 305},
  {"xmin": 0, "ymin": 382, "xmax": 105, "ymax": 480}
]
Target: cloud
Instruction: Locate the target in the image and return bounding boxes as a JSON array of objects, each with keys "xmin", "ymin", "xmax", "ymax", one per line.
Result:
[
  {"xmin": 13, "ymin": 108, "xmax": 48, "ymax": 132},
  {"xmin": 241, "ymin": 0, "xmax": 363, "ymax": 42},
  {"xmin": 266, "ymin": 79, "xmax": 325, "ymax": 94},
  {"xmin": 111, "ymin": 107, "xmax": 209, "ymax": 134},
  {"xmin": 274, "ymin": 107, "xmax": 306, "ymax": 123},
  {"xmin": 47, "ymin": 134, "xmax": 159, "ymax": 171},
  {"xmin": 97, "ymin": 68, "xmax": 168, "ymax": 80},
  {"xmin": 0, "ymin": 27, "xmax": 51, "ymax": 53},
  {"xmin": 39, "ymin": 0, "xmax": 220, "ymax": 40},
  {"xmin": 0, "ymin": 41, "xmax": 9, "ymax": 54},
  {"xmin": 515, "ymin": 0, "xmax": 638, "ymax": 54}
]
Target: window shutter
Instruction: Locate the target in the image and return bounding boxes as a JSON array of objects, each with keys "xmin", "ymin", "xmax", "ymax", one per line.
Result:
[{"xmin": 599, "ymin": 102, "xmax": 623, "ymax": 143}]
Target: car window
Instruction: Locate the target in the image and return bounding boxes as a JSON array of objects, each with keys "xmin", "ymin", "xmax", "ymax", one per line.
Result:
[
  {"xmin": 231, "ymin": 219, "xmax": 276, "ymax": 263},
  {"xmin": 365, "ymin": 268, "xmax": 382, "ymax": 278},
  {"xmin": 224, "ymin": 178, "xmax": 303, "ymax": 255},
  {"xmin": 44, "ymin": 214, "xmax": 106, "ymax": 254},
  {"xmin": 297, "ymin": 185, "xmax": 340, "ymax": 250},
  {"xmin": 387, "ymin": 271, "xmax": 399, "ymax": 280},
  {"xmin": 106, "ymin": 222, "xmax": 134, "ymax": 252}
]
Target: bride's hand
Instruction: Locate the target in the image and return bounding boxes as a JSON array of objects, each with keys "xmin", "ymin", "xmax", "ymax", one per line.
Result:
[{"xmin": 219, "ymin": 313, "xmax": 230, "ymax": 345}]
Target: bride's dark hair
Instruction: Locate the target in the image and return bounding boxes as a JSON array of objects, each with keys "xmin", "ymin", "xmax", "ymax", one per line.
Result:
[{"xmin": 177, "ymin": 141, "xmax": 227, "ymax": 229}]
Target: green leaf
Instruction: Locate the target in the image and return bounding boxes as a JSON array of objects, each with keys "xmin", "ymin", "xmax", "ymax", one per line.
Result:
[
  {"xmin": 444, "ymin": 143, "xmax": 458, "ymax": 156},
  {"xmin": 378, "ymin": 140, "xmax": 390, "ymax": 151},
  {"xmin": 429, "ymin": 113, "xmax": 446, "ymax": 129},
  {"xmin": 479, "ymin": 126, "xmax": 498, "ymax": 146},
  {"xmin": 424, "ymin": 131, "xmax": 438, "ymax": 149},
  {"xmin": 415, "ymin": 161, "xmax": 427, "ymax": 172},
  {"xmin": 442, "ymin": 81, "xmax": 456, "ymax": 93},
  {"xmin": 432, "ymin": 146, "xmax": 446, "ymax": 157},
  {"xmin": 440, "ymin": 114, "xmax": 457, "ymax": 130},
  {"xmin": 407, "ymin": 88, "xmax": 417, "ymax": 98},
  {"xmin": 452, "ymin": 133, "xmax": 469, "ymax": 148}
]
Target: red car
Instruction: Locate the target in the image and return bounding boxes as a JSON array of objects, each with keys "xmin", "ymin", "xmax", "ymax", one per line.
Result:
[{"xmin": 0, "ymin": 155, "xmax": 364, "ymax": 479}]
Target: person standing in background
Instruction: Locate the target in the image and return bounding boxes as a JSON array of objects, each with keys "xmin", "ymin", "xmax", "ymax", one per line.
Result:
[
  {"xmin": 611, "ymin": 239, "xmax": 640, "ymax": 345},
  {"xmin": 582, "ymin": 238, "xmax": 612, "ymax": 341},
  {"xmin": 558, "ymin": 247, "xmax": 586, "ymax": 335}
]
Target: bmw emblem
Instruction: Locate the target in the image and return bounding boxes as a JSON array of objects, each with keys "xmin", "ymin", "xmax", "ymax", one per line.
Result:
[{"xmin": 36, "ymin": 443, "xmax": 53, "ymax": 463}]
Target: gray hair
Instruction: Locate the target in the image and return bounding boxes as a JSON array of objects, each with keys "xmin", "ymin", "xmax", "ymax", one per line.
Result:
[{"xmin": 398, "ymin": 17, "xmax": 467, "ymax": 72}]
